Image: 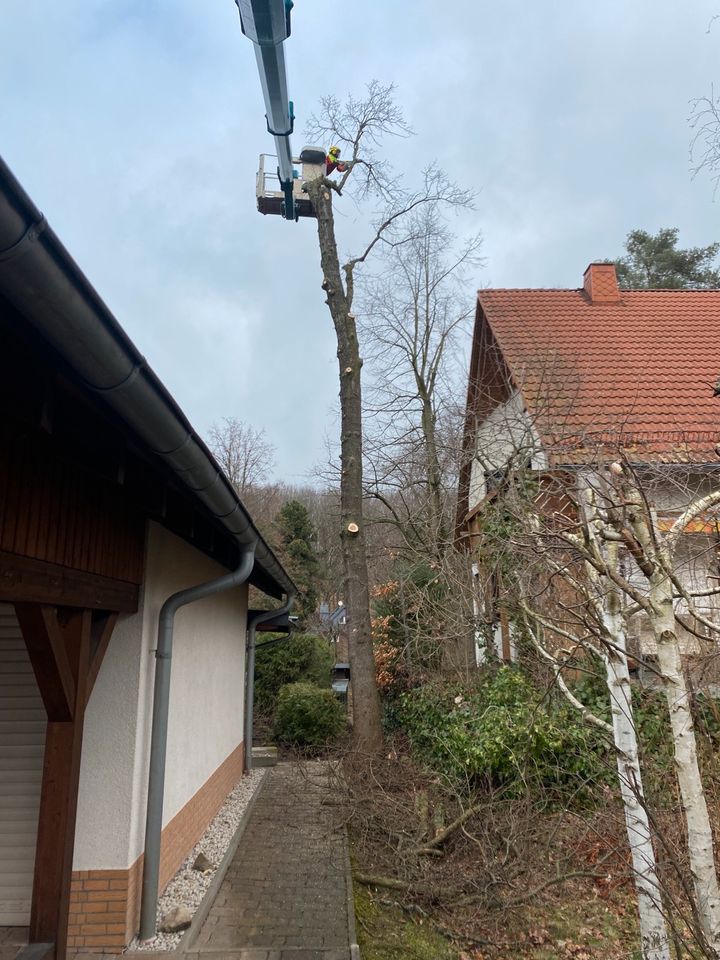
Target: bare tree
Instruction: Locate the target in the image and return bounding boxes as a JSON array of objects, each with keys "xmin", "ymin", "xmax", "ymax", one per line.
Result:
[
  {"xmin": 303, "ymin": 81, "xmax": 472, "ymax": 751},
  {"xmin": 691, "ymin": 85, "xmax": 720, "ymax": 192},
  {"xmin": 353, "ymin": 203, "xmax": 481, "ymax": 672},
  {"xmin": 207, "ymin": 417, "xmax": 275, "ymax": 495},
  {"xmin": 360, "ymin": 203, "xmax": 482, "ymax": 555}
]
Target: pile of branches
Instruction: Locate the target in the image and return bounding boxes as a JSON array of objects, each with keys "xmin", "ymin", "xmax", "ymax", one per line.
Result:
[{"xmin": 329, "ymin": 743, "xmax": 636, "ymax": 948}]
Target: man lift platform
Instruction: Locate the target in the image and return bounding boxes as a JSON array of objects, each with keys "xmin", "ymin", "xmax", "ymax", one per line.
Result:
[{"xmin": 256, "ymin": 146, "xmax": 325, "ymax": 219}]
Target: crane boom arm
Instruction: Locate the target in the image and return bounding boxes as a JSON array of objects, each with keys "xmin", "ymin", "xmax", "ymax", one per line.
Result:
[{"xmin": 236, "ymin": 0, "xmax": 297, "ymax": 219}]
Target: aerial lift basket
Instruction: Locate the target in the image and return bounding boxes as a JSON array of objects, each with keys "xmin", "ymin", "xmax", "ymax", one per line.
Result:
[{"xmin": 256, "ymin": 146, "xmax": 325, "ymax": 219}]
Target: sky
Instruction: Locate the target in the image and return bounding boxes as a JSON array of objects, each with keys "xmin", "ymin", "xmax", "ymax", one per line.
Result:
[{"xmin": 2, "ymin": 1, "xmax": 719, "ymax": 482}]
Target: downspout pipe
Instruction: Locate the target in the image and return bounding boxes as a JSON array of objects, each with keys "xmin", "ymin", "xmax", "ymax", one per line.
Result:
[
  {"xmin": 244, "ymin": 593, "xmax": 296, "ymax": 772},
  {"xmin": 139, "ymin": 542, "xmax": 257, "ymax": 941}
]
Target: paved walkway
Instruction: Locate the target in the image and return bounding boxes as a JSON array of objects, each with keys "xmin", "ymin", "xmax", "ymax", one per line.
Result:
[
  {"xmin": 191, "ymin": 763, "xmax": 358, "ymax": 960},
  {"xmin": 5, "ymin": 764, "xmax": 357, "ymax": 960}
]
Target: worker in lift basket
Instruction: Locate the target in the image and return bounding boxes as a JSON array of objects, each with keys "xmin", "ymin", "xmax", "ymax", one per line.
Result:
[{"xmin": 325, "ymin": 145, "xmax": 349, "ymax": 176}]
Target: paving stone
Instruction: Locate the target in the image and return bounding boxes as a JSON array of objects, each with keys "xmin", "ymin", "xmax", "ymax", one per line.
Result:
[{"xmin": 194, "ymin": 765, "xmax": 352, "ymax": 955}]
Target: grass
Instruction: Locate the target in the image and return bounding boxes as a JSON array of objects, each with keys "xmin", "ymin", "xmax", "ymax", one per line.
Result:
[
  {"xmin": 484, "ymin": 894, "xmax": 641, "ymax": 960},
  {"xmin": 352, "ymin": 874, "xmax": 643, "ymax": 960},
  {"xmin": 353, "ymin": 882, "xmax": 459, "ymax": 960}
]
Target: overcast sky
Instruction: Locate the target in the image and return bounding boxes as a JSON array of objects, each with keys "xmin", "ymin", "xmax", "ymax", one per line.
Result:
[{"xmin": 3, "ymin": 1, "xmax": 719, "ymax": 482}]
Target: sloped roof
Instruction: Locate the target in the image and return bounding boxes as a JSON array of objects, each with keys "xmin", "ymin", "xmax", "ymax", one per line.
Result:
[
  {"xmin": 476, "ymin": 279, "xmax": 720, "ymax": 463},
  {"xmin": 0, "ymin": 154, "xmax": 295, "ymax": 598}
]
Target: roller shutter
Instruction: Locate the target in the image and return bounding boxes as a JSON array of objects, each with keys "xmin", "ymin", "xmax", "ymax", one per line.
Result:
[{"xmin": 0, "ymin": 603, "xmax": 46, "ymax": 925}]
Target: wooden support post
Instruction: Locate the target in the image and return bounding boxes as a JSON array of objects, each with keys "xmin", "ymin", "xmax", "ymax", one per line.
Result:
[
  {"xmin": 15, "ymin": 606, "xmax": 93, "ymax": 960},
  {"xmin": 14, "ymin": 605, "xmax": 75, "ymax": 721}
]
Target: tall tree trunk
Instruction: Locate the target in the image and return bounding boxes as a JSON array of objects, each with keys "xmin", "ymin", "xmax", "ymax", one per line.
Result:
[
  {"xmin": 601, "ymin": 545, "xmax": 670, "ymax": 960},
  {"xmin": 650, "ymin": 563, "xmax": 720, "ymax": 953},
  {"xmin": 628, "ymin": 501, "xmax": 720, "ymax": 953},
  {"xmin": 581, "ymin": 486, "xmax": 670, "ymax": 958},
  {"xmin": 307, "ymin": 177, "xmax": 383, "ymax": 752}
]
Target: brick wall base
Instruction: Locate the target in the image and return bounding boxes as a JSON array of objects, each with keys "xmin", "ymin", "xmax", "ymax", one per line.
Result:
[{"xmin": 68, "ymin": 741, "xmax": 245, "ymax": 953}]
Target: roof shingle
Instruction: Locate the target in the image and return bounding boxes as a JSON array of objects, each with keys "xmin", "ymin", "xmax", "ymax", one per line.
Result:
[{"xmin": 477, "ymin": 282, "xmax": 720, "ymax": 462}]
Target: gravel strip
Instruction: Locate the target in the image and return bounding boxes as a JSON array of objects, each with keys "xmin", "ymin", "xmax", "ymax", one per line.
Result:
[{"xmin": 126, "ymin": 769, "xmax": 266, "ymax": 953}]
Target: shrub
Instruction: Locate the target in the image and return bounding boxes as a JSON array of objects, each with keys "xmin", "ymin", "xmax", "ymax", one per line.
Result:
[
  {"xmin": 274, "ymin": 682, "xmax": 347, "ymax": 746},
  {"xmin": 572, "ymin": 667, "xmax": 720, "ymax": 794},
  {"xmin": 397, "ymin": 667, "xmax": 610, "ymax": 801},
  {"xmin": 255, "ymin": 633, "xmax": 333, "ymax": 712}
]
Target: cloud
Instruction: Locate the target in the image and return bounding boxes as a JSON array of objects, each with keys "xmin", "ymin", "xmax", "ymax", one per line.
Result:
[{"xmin": 4, "ymin": 0, "xmax": 720, "ymax": 480}]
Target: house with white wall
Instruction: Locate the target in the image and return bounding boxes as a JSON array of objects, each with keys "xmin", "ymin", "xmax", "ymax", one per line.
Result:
[
  {"xmin": 0, "ymin": 155, "xmax": 295, "ymax": 960},
  {"xmin": 457, "ymin": 262, "xmax": 720, "ymax": 664}
]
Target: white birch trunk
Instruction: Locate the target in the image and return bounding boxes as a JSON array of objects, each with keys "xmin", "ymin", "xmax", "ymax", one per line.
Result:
[
  {"xmin": 649, "ymin": 558, "xmax": 720, "ymax": 955},
  {"xmin": 578, "ymin": 481, "xmax": 670, "ymax": 959},
  {"xmin": 624, "ymin": 485, "xmax": 720, "ymax": 955},
  {"xmin": 601, "ymin": 543, "xmax": 670, "ymax": 960}
]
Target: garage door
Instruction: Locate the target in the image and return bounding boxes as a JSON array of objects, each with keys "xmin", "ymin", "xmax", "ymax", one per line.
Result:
[{"xmin": 0, "ymin": 604, "xmax": 46, "ymax": 926}]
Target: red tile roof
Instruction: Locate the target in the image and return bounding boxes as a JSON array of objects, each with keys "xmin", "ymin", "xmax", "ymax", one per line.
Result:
[{"xmin": 477, "ymin": 279, "xmax": 720, "ymax": 463}]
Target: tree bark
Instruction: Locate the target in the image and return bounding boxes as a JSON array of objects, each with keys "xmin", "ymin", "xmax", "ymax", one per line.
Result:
[
  {"xmin": 628, "ymin": 496, "xmax": 720, "ymax": 954},
  {"xmin": 307, "ymin": 177, "xmax": 383, "ymax": 752},
  {"xmin": 600, "ymin": 545, "xmax": 670, "ymax": 960},
  {"xmin": 651, "ymin": 564, "xmax": 720, "ymax": 954},
  {"xmin": 579, "ymin": 486, "xmax": 670, "ymax": 959}
]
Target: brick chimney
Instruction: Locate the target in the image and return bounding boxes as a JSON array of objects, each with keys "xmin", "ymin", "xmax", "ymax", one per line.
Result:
[{"xmin": 583, "ymin": 262, "xmax": 621, "ymax": 304}]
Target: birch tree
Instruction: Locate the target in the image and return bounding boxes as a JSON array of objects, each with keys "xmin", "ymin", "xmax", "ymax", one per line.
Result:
[
  {"xmin": 581, "ymin": 480, "xmax": 670, "ymax": 960},
  {"xmin": 471, "ymin": 430, "xmax": 720, "ymax": 956},
  {"xmin": 615, "ymin": 465, "xmax": 720, "ymax": 955},
  {"xmin": 481, "ymin": 462, "xmax": 671, "ymax": 959}
]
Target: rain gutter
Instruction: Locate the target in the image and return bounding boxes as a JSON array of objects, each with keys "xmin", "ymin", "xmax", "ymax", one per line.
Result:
[{"xmin": 0, "ymin": 154, "xmax": 293, "ymax": 598}]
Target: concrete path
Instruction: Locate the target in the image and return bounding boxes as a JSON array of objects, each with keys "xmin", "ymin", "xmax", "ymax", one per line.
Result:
[{"xmin": 190, "ymin": 762, "xmax": 358, "ymax": 960}]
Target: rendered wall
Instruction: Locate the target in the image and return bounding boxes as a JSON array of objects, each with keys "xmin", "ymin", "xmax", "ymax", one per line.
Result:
[
  {"xmin": 73, "ymin": 521, "xmax": 248, "ymax": 872},
  {"xmin": 73, "ymin": 609, "xmax": 145, "ymax": 869},
  {"xmin": 138, "ymin": 522, "xmax": 248, "ymax": 847},
  {"xmin": 468, "ymin": 392, "xmax": 546, "ymax": 511}
]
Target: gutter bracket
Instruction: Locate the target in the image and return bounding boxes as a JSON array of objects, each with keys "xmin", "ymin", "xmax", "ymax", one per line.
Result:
[{"xmin": 0, "ymin": 215, "xmax": 47, "ymax": 262}]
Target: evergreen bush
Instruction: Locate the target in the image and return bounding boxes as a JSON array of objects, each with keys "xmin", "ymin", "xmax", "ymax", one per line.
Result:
[
  {"xmin": 274, "ymin": 682, "xmax": 346, "ymax": 746},
  {"xmin": 255, "ymin": 633, "xmax": 333, "ymax": 712},
  {"xmin": 397, "ymin": 666, "xmax": 610, "ymax": 801},
  {"xmin": 572, "ymin": 667, "xmax": 720, "ymax": 792}
]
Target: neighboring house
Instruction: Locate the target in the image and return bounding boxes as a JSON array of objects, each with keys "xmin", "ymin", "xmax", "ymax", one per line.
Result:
[
  {"xmin": 457, "ymin": 262, "xmax": 720, "ymax": 666},
  {"xmin": 319, "ymin": 601, "xmax": 348, "ymax": 660},
  {"xmin": 0, "ymin": 157, "xmax": 295, "ymax": 959}
]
